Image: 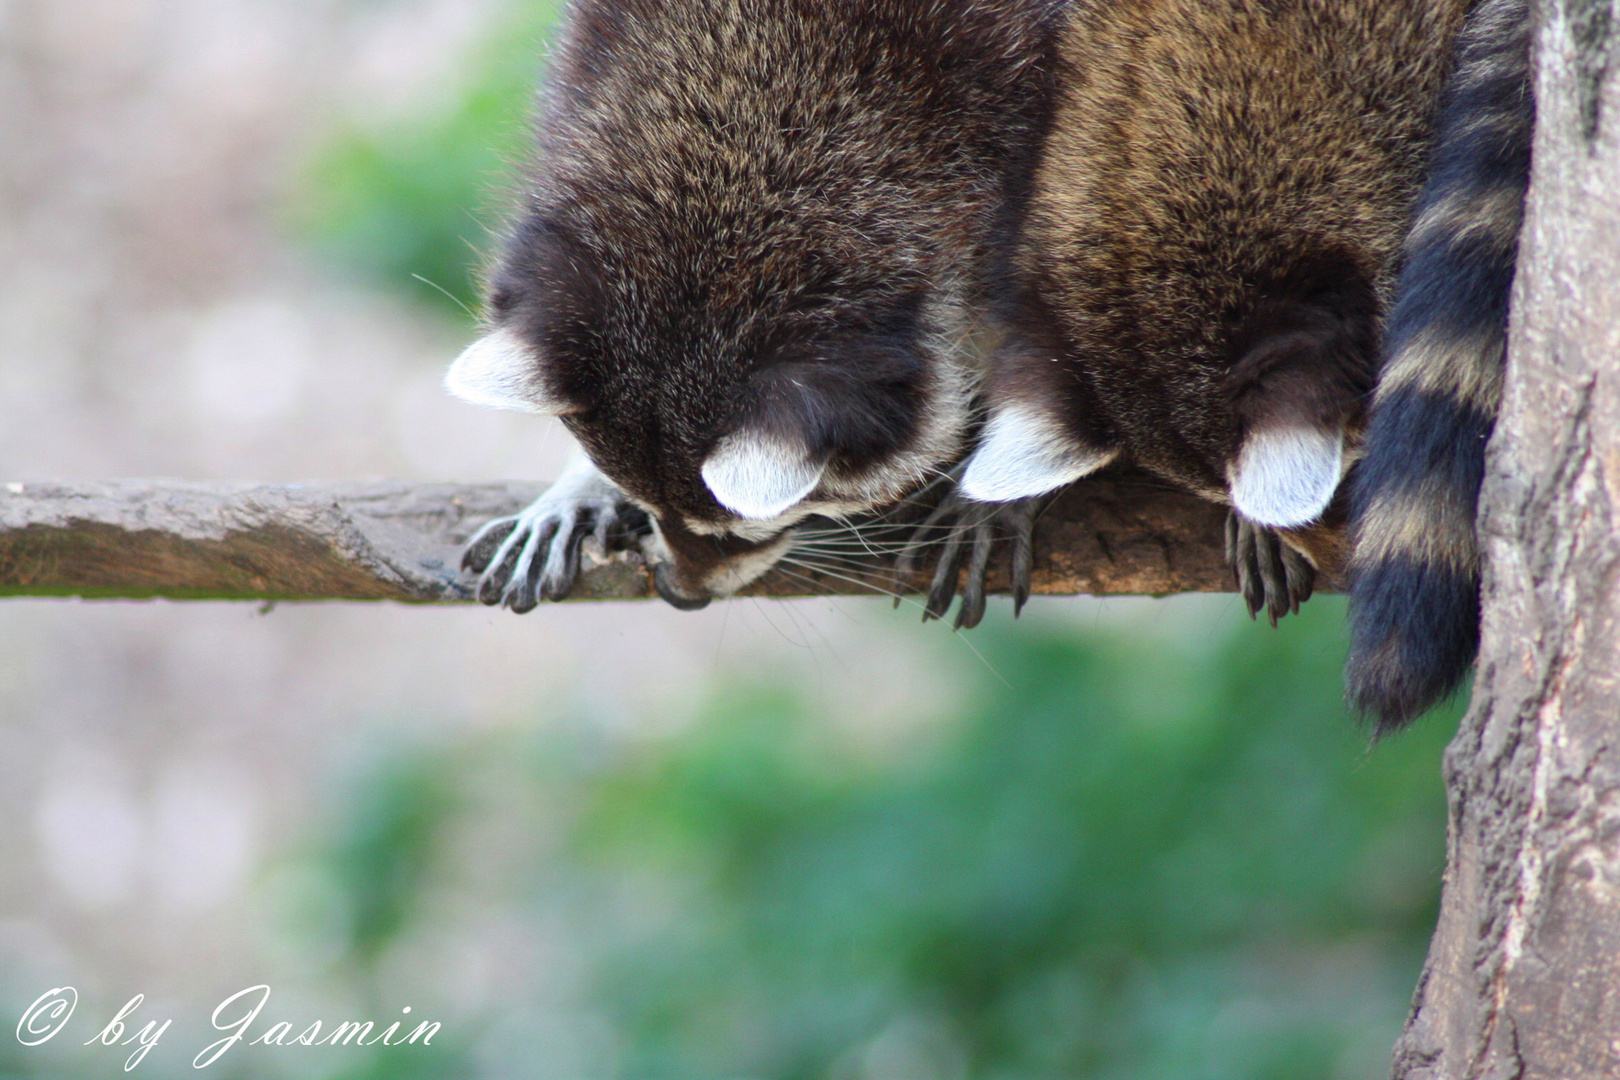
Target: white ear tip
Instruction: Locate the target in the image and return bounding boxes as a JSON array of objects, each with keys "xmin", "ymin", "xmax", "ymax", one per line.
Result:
[
  {"xmin": 444, "ymin": 328, "xmax": 563, "ymax": 414},
  {"xmin": 701, "ymin": 435, "xmax": 825, "ymax": 520},
  {"xmin": 1229, "ymin": 426, "xmax": 1344, "ymax": 528},
  {"xmin": 960, "ymin": 407, "xmax": 1114, "ymax": 502}
]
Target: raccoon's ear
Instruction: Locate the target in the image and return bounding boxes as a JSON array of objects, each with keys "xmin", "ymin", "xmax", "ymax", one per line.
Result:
[
  {"xmin": 701, "ymin": 352, "xmax": 923, "ymax": 519},
  {"xmin": 444, "ymin": 327, "xmax": 577, "ymax": 415},
  {"xmin": 701, "ymin": 433, "xmax": 827, "ymax": 520},
  {"xmin": 961, "ymin": 404, "xmax": 1117, "ymax": 502},
  {"xmin": 1228, "ymin": 424, "xmax": 1343, "ymax": 527}
]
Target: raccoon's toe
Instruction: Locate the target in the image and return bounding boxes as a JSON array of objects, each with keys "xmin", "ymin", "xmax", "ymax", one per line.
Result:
[
  {"xmin": 894, "ymin": 492, "xmax": 1039, "ymax": 628},
  {"xmin": 1003, "ymin": 499, "xmax": 1037, "ymax": 617},
  {"xmin": 463, "ymin": 512, "xmax": 526, "ymax": 604},
  {"xmin": 956, "ymin": 499, "xmax": 1038, "ymax": 628},
  {"xmin": 919, "ymin": 523, "xmax": 967, "ymax": 622},
  {"xmin": 462, "ymin": 514, "xmax": 518, "ymax": 576},
  {"xmin": 464, "ymin": 507, "xmax": 562, "ymax": 612},
  {"xmin": 1227, "ymin": 512, "xmax": 1315, "ymax": 627},
  {"xmin": 500, "ymin": 515, "xmax": 565, "ymax": 614},
  {"xmin": 954, "ymin": 518, "xmax": 995, "ymax": 630}
]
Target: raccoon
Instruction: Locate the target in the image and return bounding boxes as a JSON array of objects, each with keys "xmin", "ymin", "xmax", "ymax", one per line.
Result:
[
  {"xmin": 446, "ymin": 0, "xmax": 1067, "ymax": 612},
  {"xmin": 1344, "ymin": 0, "xmax": 1534, "ymax": 729},
  {"xmin": 955, "ymin": 0, "xmax": 1474, "ymax": 626}
]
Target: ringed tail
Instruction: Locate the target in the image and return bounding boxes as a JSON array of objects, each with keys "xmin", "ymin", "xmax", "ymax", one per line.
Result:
[{"xmin": 1345, "ymin": 0, "xmax": 1535, "ymax": 730}]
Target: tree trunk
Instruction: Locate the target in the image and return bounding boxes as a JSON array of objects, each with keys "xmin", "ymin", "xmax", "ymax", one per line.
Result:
[{"xmin": 1390, "ymin": 2, "xmax": 1620, "ymax": 1077}]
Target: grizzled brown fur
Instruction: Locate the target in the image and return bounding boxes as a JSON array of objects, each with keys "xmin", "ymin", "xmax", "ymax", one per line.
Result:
[{"xmin": 991, "ymin": 0, "xmax": 1471, "ymax": 513}]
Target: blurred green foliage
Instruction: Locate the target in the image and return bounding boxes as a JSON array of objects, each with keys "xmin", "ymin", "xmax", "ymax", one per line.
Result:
[
  {"xmin": 294, "ymin": 1, "xmax": 565, "ymax": 320},
  {"xmin": 286, "ymin": 599, "xmax": 1454, "ymax": 1080},
  {"xmin": 326, "ymin": 748, "xmax": 462, "ymax": 964},
  {"xmin": 558, "ymin": 602, "xmax": 1451, "ymax": 1079}
]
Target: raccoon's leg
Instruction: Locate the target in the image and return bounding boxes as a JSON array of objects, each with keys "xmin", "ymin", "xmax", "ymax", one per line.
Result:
[
  {"xmin": 1223, "ymin": 274, "xmax": 1380, "ymax": 534},
  {"xmin": 1218, "ymin": 270, "xmax": 1378, "ymax": 627},
  {"xmin": 1346, "ymin": 0, "xmax": 1532, "ymax": 730},
  {"xmin": 959, "ymin": 328, "xmax": 1121, "ymax": 506},
  {"xmin": 462, "ymin": 456, "xmax": 651, "ymax": 612},
  {"xmin": 915, "ymin": 331, "xmax": 1111, "ymax": 625},
  {"xmin": 1226, "ymin": 512, "xmax": 1316, "ymax": 627},
  {"xmin": 893, "ymin": 489, "xmax": 1040, "ymax": 630}
]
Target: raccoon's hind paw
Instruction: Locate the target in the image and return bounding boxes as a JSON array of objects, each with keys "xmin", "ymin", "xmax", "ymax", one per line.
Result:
[
  {"xmin": 462, "ymin": 484, "xmax": 649, "ymax": 613},
  {"xmin": 894, "ymin": 492, "xmax": 1038, "ymax": 630},
  {"xmin": 1225, "ymin": 512, "xmax": 1315, "ymax": 627}
]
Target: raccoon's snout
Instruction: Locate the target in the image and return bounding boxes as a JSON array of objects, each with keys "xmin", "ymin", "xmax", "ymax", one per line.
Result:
[
  {"xmin": 653, "ymin": 561, "xmax": 713, "ymax": 611},
  {"xmin": 648, "ymin": 514, "xmax": 799, "ymax": 609}
]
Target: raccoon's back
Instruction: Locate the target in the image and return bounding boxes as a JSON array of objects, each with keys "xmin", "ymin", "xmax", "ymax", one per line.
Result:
[
  {"xmin": 532, "ymin": 0, "xmax": 1067, "ymax": 272},
  {"xmin": 1022, "ymin": 0, "xmax": 1470, "ymax": 493}
]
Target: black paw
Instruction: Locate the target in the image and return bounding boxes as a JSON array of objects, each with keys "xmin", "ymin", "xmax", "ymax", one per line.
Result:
[
  {"xmin": 463, "ymin": 491, "xmax": 649, "ymax": 613},
  {"xmin": 894, "ymin": 491, "xmax": 1039, "ymax": 630},
  {"xmin": 1225, "ymin": 511, "xmax": 1315, "ymax": 627}
]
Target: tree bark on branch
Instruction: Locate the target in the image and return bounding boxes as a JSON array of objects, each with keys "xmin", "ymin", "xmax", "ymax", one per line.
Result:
[
  {"xmin": 1390, "ymin": 2, "xmax": 1620, "ymax": 1077},
  {"xmin": 0, "ymin": 469, "xmax": 1241, "ymax": 603}
]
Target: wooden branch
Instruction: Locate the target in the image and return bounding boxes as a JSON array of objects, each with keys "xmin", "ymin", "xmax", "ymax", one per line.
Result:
[{"xmin": 0, "ymin": 471, "xmax": 1244, "ymax": 603}]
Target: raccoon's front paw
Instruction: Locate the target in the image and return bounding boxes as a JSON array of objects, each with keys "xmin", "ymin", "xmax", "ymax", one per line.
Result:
[
  {"xmin": 1225, "ymin": 511, "xmax": 1315, "ymax": 627},
  {"xmin": 894, "ymin": 491, "xmax": 1039, "ymax": 630},
  {"xmin": 462, "ymin": 466, "xmax": 650, "ymax": 613}
]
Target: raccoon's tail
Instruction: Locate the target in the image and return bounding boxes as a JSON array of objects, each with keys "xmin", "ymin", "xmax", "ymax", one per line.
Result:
[{"xmin": 1345, "ymin": 0, "xmax": 1534, "ymax": 730}]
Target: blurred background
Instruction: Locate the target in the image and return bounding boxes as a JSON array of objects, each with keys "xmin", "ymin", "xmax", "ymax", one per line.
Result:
[{"xmin": 0, "ymin": 1, "xmax": 1460, "ymax": 1077}]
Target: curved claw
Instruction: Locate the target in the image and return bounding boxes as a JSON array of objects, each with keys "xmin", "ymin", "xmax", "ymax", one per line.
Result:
[
  {"xmin": 894, "ymin": 497, "xmax": 960, "ymax": 608},
  {"xmin": 1005, "ymin": 500, "xmax": 1036, "ymax": 617},
  {"xmin": 924, "ymin": 527, "xmax": 968, "ymax": 622},
  {"xmin": 954, "ymin": 518, "xmax": 995, "ymax": 630},
  {"xmin": 1228, "ymin": 511, "xmax": 1317, "ymax": 626}
]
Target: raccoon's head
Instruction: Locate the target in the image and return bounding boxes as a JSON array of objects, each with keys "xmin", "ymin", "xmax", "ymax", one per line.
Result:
[
  {"xmin": 445, "ymin": 212, "xmax": 978, "ymax": 608},
  {"xmin": 438, "ymin": 0, "xmax": 1061, "ymax": 606}
]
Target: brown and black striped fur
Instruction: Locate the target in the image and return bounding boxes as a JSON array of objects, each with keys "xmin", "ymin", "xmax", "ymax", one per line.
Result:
[
  {"xmin": 971, "ymin": 0, "xmax": 1471, "ymax": 598},
  {"xmin": 1346, "ymin": 0, "xmax": 1533, "ymax": 729}
]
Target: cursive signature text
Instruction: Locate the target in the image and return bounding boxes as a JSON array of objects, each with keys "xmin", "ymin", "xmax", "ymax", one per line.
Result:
[{"xmin": 15, "ymin": 985, "xmax": 439, "ymax": 1072}]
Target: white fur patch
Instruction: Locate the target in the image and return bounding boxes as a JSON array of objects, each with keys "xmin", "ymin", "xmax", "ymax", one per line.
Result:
[
  {"xmin": 960, "ymin": 406, "xmax": 1116, "ymax": 502},
  {"xmin": 701, "ymin": 434, "xmax": 825, "ymax": 520},
  {"xmin": 444, "ymin": 328, "xmax": 571, "ymax": 414},
  {"xmin": 1229, "ymin": 425, "xmax": 1344, "ymax": 528}
]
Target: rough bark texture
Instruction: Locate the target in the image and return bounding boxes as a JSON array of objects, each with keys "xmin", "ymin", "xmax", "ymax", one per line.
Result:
[
  {"xmin": 1390, "ymin": 3, "xmax": 1620, "ymax": 1078},
  {"xmin": 0, "ymin": 469, "xmax": 1245, "ymax": 603}
]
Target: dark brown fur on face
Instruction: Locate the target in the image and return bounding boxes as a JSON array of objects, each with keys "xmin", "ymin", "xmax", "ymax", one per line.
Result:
[
  {"xmin": 980, "ymin": 0, "xmax": 1470, "ymax": 520},
  {"xmin": 489, "ymin": 0, "xmax": 1065, "ymax": 533}
]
